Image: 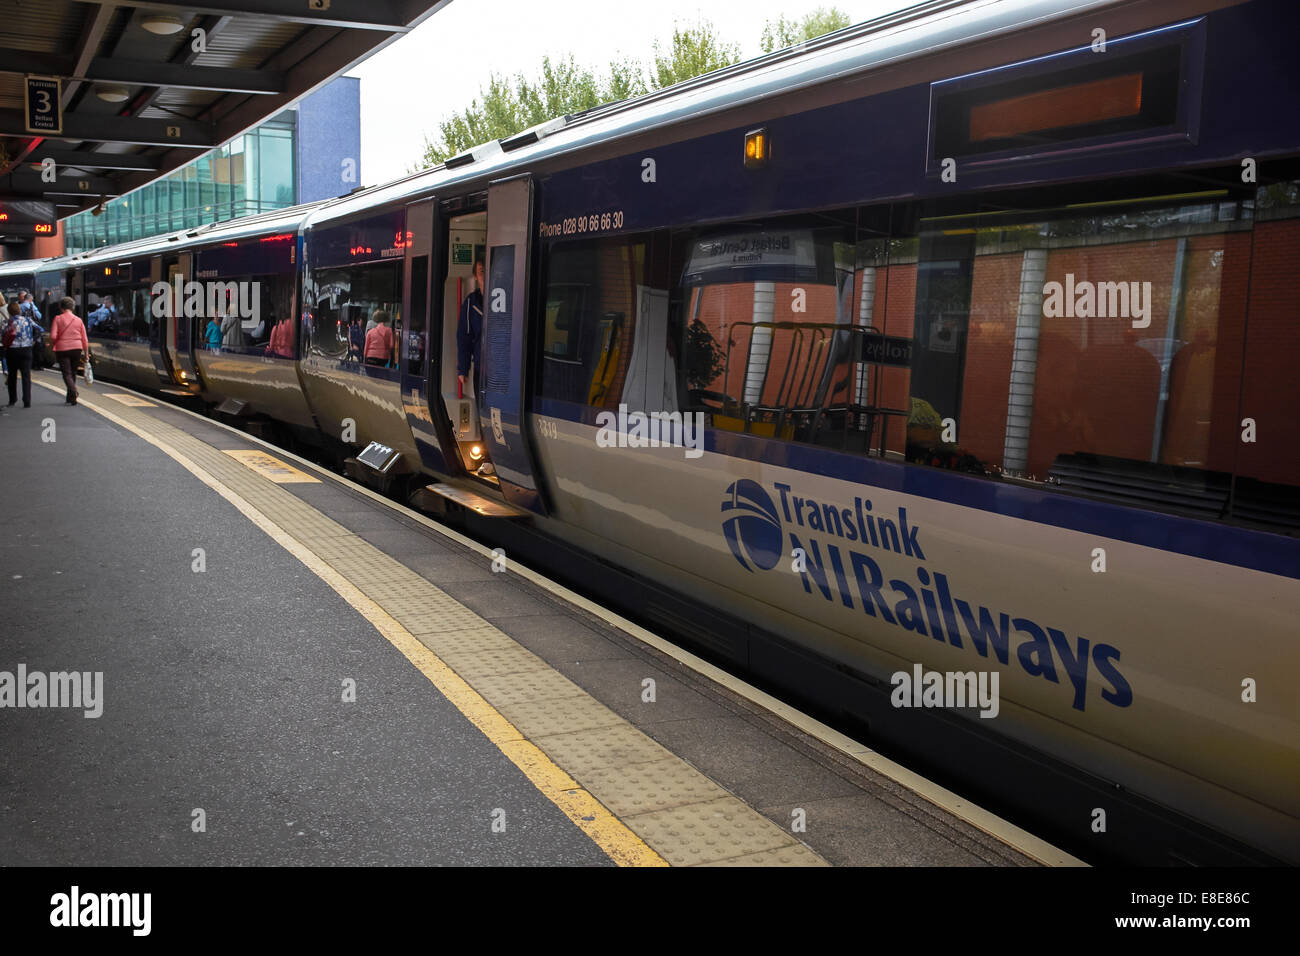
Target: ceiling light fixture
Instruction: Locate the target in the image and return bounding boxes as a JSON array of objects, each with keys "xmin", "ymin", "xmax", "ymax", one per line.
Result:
[
  {"xmin": 141, "ymin": 15, "xmax": 185, "ymax": 35},
  {"xmin": 96, "ymin": 86, "xmax": 130, "ymax": 103}
]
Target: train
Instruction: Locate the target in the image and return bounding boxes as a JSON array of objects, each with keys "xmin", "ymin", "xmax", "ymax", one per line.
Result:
[{"xmin": 4, "ymin": 0, "xmax": 1297, "ymax": 865}]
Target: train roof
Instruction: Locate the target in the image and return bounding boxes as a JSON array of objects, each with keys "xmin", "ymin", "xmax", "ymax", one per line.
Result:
[
  {"xmin": 24, "ymin": 0, "xmax": 1215, "ymax": 267},
  {"xmin": 0, "ymin": 257, "xmax": 50, "ymax": 277},
  {"xmin": 59, "ymin": 200, "xmax": 332, "ymax": 272},
  {"xmin": 303, "ymin": 0, "xmax": 1138, "ymax": 230}
]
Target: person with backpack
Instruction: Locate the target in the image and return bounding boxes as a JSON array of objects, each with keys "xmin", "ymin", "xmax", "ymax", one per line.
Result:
[
  {"xmin": 19, "ymin": 290, "xmax": 42, "ymax": 323},
  {"xmin": 49, "ymin": 297, "xmax": 89, "ymax": 406},
  {"xmin": 2, "ymin": 300, "xmax": 42, "ymax": 408}
]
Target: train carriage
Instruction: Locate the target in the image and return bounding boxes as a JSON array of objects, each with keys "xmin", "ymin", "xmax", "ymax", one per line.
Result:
[{"xmin": 0, "ymin": 257, "xmax": 54, "ymax": 366}]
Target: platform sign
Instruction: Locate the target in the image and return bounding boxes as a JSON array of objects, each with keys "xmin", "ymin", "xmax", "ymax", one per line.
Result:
[
  {"xmin": 24, "ymin": 76, "xmax": 62, "ymax": 135},
  {"xmin": 0, "ymin": 198, "xmax": 56, "ymax": 225}
]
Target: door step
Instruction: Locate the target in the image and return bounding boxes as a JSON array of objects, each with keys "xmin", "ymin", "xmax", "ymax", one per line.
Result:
[{"xmin": 415, "ymin": 480, "xmax": 530, "ymax": 517}]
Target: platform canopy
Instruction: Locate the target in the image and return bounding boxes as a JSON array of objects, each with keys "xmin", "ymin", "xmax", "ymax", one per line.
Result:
[{"xmin": 0, "ymin": 0, "xmax": 449, "ymax": 235}]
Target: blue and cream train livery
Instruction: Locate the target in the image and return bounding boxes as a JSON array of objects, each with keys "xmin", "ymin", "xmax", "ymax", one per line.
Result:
[{"xmin": 9, "ymin": 0, "xmax": 1297, "ymax": 864}]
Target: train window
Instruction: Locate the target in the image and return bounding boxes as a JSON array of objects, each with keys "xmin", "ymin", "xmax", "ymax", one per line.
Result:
[
  {"xmin": 306, "ymin": 261, "xmax": 402, "ymax": 366},
  {"xmin": 86, "ymin": 285, "xmax": 152, "ymax": 343},
  {"xmin": 672, "ymin": 190, "xmax": 1298, "ymax": 532},
  {"xmin": 675, "ymin": 212, "xmax": 874, "ymax": 448},
  {"xmin": 193, "ymin": 274, "xmax": 293, "ymax": 354},
  {"xmin": 536, "ymin": 231, "xmax": 673, "ymax": 409},
  {"xmin": 887, "ymin": 185, "xmax": 1300, "ymax": 531},
  {"xmin": 899, "ymin": 198, "xmax": 1249, "ymax": 480},
  {"xmin": 1233, "ymin": 179, "xmax": 1300, "ymax": 525}
]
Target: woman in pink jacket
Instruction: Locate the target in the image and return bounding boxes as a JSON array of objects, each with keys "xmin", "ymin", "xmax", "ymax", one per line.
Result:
[{"xmin": 49, "ymin": 297, "xmax": 89, "ymax": 405}]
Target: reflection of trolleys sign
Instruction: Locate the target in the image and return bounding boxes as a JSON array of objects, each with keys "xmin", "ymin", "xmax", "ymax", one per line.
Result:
[{"xmin": 861, "ymin": 334, "xmax": 913, "ymax": 367}]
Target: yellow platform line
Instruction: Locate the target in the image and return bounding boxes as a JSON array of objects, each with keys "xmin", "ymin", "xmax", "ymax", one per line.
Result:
[{"xmin": 47, "ymin": 382, "xmax": 667, "ymax": 868}]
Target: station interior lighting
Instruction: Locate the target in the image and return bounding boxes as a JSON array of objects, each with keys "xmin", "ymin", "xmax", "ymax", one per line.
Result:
[
  {"xmin": 141, "ymin": 15, "xmax": 185, "ymax": 35},
  {"xmin": 96, "ymin": 87, "xmax": 130, "ymax": 103}
]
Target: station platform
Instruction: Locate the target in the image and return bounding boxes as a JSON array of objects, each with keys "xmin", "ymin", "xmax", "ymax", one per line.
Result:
[{"xmin": 0, "ymin": 369, "xmax": 1070, "ymax": 867}]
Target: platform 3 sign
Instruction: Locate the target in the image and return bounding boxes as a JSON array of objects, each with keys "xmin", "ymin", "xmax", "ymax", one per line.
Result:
[{"xmin": 24, "ymin": 76, "xmax": 61, "ymax": 135}]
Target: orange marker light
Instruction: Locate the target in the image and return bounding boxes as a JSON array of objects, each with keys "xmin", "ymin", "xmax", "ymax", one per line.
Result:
[{"xmin": 744, "ymin": 128, "xmax": 770, "ymax": 169}]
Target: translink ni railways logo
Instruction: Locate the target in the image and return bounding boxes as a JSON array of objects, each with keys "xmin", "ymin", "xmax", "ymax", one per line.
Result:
[
  {"xmin": 721, "ymin": 480, "xmax": 783, "ymax": 571},
  {"xmin": 720, "ymin": 480, "xmax": 1133, "ymax": 712}
]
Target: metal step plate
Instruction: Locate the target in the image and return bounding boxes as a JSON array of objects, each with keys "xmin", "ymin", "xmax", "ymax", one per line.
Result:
[
  {"xmin": 422, "ymin": 481, "xmax": 530, "ymax": 518},
  {"xmin": 215, "ymin": 397, "xmax": 250, "ymax": 417}
]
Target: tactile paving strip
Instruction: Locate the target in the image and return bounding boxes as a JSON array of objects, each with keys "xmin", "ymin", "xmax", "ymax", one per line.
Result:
[
  {"xmin": 629, "ymin": 797, "xmax": 798, "ymax": 866},
  {"xmin": 70, "ymin": 388, "xmax": 827, "ymax": 868},
  {"xmin": 694, "ymin": 844, "xmax": 825, "ymax": 867},
  {"xmin": 580, "ymin": 758, "xmax": 729, "ymax": 817}
]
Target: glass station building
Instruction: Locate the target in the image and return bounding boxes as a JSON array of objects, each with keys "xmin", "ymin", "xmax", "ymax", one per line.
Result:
[{"xmin": 62, "ymin": 77, "xmax": 360, "ymax": 254}]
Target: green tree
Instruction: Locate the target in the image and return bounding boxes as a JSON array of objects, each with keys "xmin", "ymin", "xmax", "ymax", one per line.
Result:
[
  {"xmin": 413, "ymin": 55, "xmax": 645, "ymax": 169},
  {"xmin": 760, "ymin": 6, "xmax": 852, "ymax": 54},
  {"xmin": 649, "ymin": 20, "xmax": 741, "ymax": 90},
  {"xmin": 411, "ymin": 20, "xmax": 742, "ymax": 171},
  {"xmin": 605, "ymin": 57, "xmax": 649, "ymax": 103}
]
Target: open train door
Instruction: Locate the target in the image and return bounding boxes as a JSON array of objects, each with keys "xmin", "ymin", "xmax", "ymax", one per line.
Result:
[
  {"xmin": 480, "ymin": 175, "xmax": 547, "ymax": 513},
  {"xmin": 147, "ymin": 256, "xmax": 176, "ymax": 386},
  {"xmin": 401, "ymin": 196, "xmax": 457, "ymax": 473},
  {"xmin": 150, "ymin": 252, "xmax": 200, "ymax": 391}
]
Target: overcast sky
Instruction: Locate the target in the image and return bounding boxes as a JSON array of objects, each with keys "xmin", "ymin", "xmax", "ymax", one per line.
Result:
[{"xmin": 349, "ymin": 0, "xmax": 919, "ymax": 187}]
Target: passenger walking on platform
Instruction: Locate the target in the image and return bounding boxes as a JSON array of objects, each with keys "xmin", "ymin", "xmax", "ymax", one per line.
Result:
[
  {"xmin": 457, "ymin": 258, "xmax": 485, "ymax": 396},
  {"xmin": 2, "ymin": 300, "xmax": 41, "ymax": 408},
  {"xmin": 0, "ymin": 294, "xmax": 7, "ymax": 375},
  {"xmin": 21, "ymin": 293, "xmax": 43, "ymax": 366},
  {"xmin": 50, "ymin": 297, "xmax": 89, "ymax": 406},
  {"xmin": 363, "ymin": 310, "xmax": 394, "ymax": 371}
]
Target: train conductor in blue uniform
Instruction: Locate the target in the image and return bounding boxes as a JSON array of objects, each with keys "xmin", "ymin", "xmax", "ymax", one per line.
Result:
[{"xmin": 457, "ymin": 257, "xmax": 485, "ymax": 394}]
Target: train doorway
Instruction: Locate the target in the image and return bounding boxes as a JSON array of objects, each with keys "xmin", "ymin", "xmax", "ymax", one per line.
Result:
[{"xmin": 438, "ymin": 204, "xmax": 497, "ymax": 486}]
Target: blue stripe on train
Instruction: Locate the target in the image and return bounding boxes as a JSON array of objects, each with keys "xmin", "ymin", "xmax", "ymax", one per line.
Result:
[{"xmin": 533, "ymin": 397, "xmax": 1300, "ymax": 581}]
